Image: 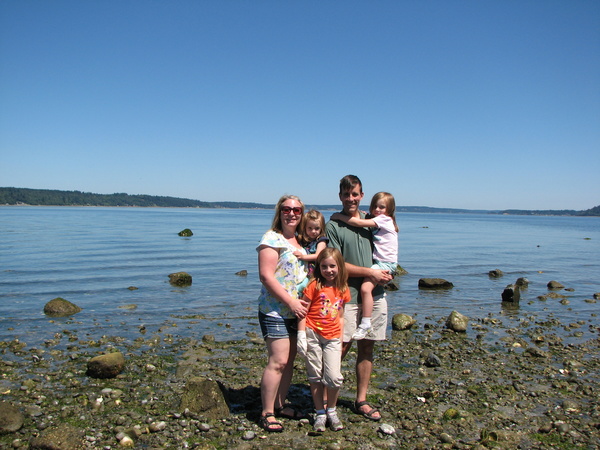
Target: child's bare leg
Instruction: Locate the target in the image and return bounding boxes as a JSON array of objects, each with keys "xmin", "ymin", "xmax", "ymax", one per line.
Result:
[
  {"xmin": 360, "ymin": 279, "xmax": 375, "ymax": 318},
  {"xmin": 326, "ymin": 386, "xmax": 344, "ymax": 430},
  {"xmin": 310, "ymin": 382, "xmax": 325, "ymax": 411},
  {"xmin": 325, "ymin": 386, "xmax": 340, "ymax": 410},
  {"xmin": 352, "ymin": 280, "xmax": 375, "ymax": 340}
]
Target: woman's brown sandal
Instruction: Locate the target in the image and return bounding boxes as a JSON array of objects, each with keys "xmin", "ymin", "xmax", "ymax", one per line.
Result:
[{"xmin": 259, "ymin": 413, "xmax": 284, "ymax": 432}]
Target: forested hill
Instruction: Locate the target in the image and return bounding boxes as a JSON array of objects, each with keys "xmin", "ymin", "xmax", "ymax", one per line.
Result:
[
  {"xmin": 0, "ymin": 188, "xmax": 269, "ymax": 209},
  {"xmin": 0, "ymin": 187, "xmax": 598, "ymax": 216}
]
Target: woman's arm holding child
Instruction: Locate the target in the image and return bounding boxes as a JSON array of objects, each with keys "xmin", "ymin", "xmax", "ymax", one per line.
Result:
[
  {"xmin": 297, "ymin": 297, "xmax": 308, "ymax": 357},
  {"xmin": 293, "ymin": 240, "xmax": 327, "ymax": 262}
]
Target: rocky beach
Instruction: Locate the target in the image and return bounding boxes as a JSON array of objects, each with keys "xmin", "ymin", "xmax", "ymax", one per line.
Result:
[{"xmin": 1, "ymin": 294, "xmax": 599, "ymax": 450}]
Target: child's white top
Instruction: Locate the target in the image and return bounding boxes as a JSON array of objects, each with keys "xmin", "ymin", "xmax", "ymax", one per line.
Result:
[{"xmin": 371, "ymin": 215, "xmax": 398, "ymax": 263}]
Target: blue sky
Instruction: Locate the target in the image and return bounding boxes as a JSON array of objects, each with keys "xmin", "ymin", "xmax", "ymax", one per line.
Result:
[{"xmin": 1, "ymin": 1, "xmax": 598, "ymax": 210}]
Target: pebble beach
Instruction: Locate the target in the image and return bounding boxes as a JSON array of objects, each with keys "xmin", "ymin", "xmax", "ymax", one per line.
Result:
[{"xmin": 1, "ymin": 298, "xmax": 599, "ymax": 450}]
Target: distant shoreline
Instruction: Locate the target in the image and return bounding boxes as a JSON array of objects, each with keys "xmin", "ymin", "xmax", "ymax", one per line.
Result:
[{"xmin": 1, "ymin": 187, "xmax": 598, "ymax": 216}]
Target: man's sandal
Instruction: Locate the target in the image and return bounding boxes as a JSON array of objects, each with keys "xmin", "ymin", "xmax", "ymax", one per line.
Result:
[
  {"xmin": 259, "ymin": 413, "xmax": 284, "ymax": 432},
  {"xmin": 354, "ymin": 401, "xmax": 381, "ymax": 421},
  {"xmin": 275, "ymin": 403, "xmax": 306, "ymax": 420}
]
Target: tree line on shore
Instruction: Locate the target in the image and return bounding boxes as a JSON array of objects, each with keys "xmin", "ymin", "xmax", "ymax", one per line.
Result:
[{"xmin": 0, "ymin": 187, "xmax": 598, "ymax": 216}]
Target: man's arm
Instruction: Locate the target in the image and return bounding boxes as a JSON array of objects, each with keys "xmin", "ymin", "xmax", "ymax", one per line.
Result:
[{"xmin": 345, "ymin": 262, "xmax": 393, "ymax": 285}]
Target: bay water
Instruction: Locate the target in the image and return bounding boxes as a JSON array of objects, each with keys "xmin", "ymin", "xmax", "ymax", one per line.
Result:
[{"xmin": 1, "ymin": 206, "xmax": 598, "ymax": 350}]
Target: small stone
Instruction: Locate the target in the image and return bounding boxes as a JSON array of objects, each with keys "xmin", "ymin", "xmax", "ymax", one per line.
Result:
[
  {"xmin": 119, "ymin": 436, "xmax": 135, "ymax": 447},
  {"xmin": 242, "ymin": 431, "xmax": 256, "ymax": 440},
  {"xmin": 424, "ymin": 353, "xmax": 441, "ymax": 367},
  {"xmin": 235, "ymin": 270, "xmax": 248, "ymax": 276},
  {"xmin": 198, "ymin": 423, "xmax": 211, "ymax": 432},
  {"xmin": 149, "ymin": 421, "xmax": 166, "ymax": 432},
  {"xmin": 440, "ymin": 432, "xmax": 453, "ymax": 443},
  {"xmin": 562, "ymin": 399, "xmax": 579, "ymax": 412},
  {"xmin": 488, "ymin": 269, "xmax": 503, "ymax": 278},
  {"xmin": 379, "ymin": 423, "xmax": 395, "ymax": 435}
]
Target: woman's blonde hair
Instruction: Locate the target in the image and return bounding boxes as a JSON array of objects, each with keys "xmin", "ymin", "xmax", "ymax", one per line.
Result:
[
  {"xmin": 370, "ymin": 192, "xmax": 399, "ymax": 232},
  {"xmin": 312, "ymin": 247, "xmax": 348, "ymax": 293},
  {"xmin": 297, "ymin": 209, "xmax": 326, "ymax": 246},
  {"xmin": 271, "ymin": 195, "xmax": 305, "ymax": 234}
]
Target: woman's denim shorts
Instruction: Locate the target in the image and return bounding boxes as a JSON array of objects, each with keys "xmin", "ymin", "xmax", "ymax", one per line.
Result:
[{"xmin": 258, "ymin": 312, "xmax": 298, "ymax": 339}]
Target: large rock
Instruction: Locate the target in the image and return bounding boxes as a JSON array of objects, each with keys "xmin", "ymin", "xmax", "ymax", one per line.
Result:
[
  {"xmin": 179, "ymin": 376, "xmax": 230, "ymax": 420},
  {"xmin": 43, "ymin": 297, "xmax": 82, "ymax": 317},
  {"xmin": 445, "ymin": 310, "xmax": 468, "ymax": 332},
  {"xmin": 392, "ymin": 313, "xmax": 416, "ymax": 331},
  {"xmin": 87, "ymin": 352, "xmax": 125, "ymax": 379},
  {"xmin": 502, "ymin": 284, "xmax": 521, "ymax": 302},
  {"xmin": 0, "ymin": 401, "xmax": 23, "ymax": 434},
  {"xmin": 29, "ymin": 423, "xmax": 85, "ymax": 450},
  {"xmin": 169, "ymin": 272, "xmax": 192, "ymax": 286},
  {"xmin": 418, "ymin": 278, "xmax": 454, "ymax": 289}
]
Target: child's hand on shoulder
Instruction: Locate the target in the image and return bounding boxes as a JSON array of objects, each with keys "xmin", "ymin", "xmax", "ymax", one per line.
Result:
[{"xmin": 293, "ymin": 250, "xmax": 304, "ymax": 260}]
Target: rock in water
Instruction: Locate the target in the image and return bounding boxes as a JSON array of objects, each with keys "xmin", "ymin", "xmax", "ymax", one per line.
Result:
[
  {"xmin": 547, "ymin": 280, "xmax": 565, "ymax": 290},
  {"xmin": 168, "ymin": 272, "xmax": 192, "ymax": 286},
  {"xmin": 178, "ymin": 228, "xmax": 193, "ymax": 237},
  {"xmin": 392, "ymin": 313, "xmax": 416, "ymax": 331},
  {"xmin": 445, "ymin": 310, "xmax": 468, "ymax": 332},
  {"xmin": 488, "ymin": 269, "xmax": 504, "ymax": 278},
  {"xmin": 418, "ymin": 278, "xmax": 454, "ymax": 289},
  {"xmin": 502, "ymin": 284, "xmax": 520, "ymax": 302},
  {"xmin": 87, "ymin": 352, "xmax": 126, "ymax": 379},
  {"xmin": 516, "ymin": 277, "xmax": 529, "ymax": 287},
  {"xmin": 43, "ymin": 297, "xmax": 82, "ymax": 317}
]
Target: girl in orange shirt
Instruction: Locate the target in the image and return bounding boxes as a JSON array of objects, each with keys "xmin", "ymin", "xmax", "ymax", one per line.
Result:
[{"xmin": 297, "ymin": 247, "xmax": 350, "ymax": 432}]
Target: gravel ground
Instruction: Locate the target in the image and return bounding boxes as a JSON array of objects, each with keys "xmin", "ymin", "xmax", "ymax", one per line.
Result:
[{"xmin": 1, "ymin": 311, "xmax": 599, "ymax": 449}]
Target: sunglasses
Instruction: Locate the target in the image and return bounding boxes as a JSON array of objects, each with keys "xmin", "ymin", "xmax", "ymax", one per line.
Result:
[{"xmin": 281, "ymin": 206, "xmax": 302, "ymax": 215}]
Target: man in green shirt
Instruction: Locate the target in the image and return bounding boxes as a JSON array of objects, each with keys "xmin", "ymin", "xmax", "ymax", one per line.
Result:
[{"xmin": 326, "ymin": 174, "xmax": 393, "ymax": 422}]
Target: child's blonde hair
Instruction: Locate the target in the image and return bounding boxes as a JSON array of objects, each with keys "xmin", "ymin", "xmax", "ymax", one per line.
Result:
[
  {"xmin": 312, "ymin": 247, "xmax": 348, "ymax": 293},
  {"xmin": 370, "ymin": 192, "xmax": 399, "ymax": 232},
  {"xmin": 298, "ymin": 209, "xmax": 326, "ymax": 246}
]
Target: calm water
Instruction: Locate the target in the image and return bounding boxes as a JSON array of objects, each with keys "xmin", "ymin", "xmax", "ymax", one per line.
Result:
[{"xmin": 1, "ymin": 206, "xmax": 599, "ymax": 349}]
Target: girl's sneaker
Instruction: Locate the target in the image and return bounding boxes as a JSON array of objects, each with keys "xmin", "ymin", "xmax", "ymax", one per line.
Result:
[
  {"xmin": 313, "ymin": 414, "xmax": 327, "ymax": 432},
  {"xmin": 327, "ymin": 411, "xmax": 344, "ymax": 431}
]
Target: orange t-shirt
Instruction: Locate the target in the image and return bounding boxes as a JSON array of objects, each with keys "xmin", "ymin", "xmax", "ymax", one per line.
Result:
[{"xmin": 303, "ymin": 280, "xmax": 351, "ymax": 340}]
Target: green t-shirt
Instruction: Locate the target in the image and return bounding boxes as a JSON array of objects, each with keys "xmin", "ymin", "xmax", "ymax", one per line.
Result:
[{"xmin": 326, "ymin": 212, "xmax": 384, "ymax": 304}]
